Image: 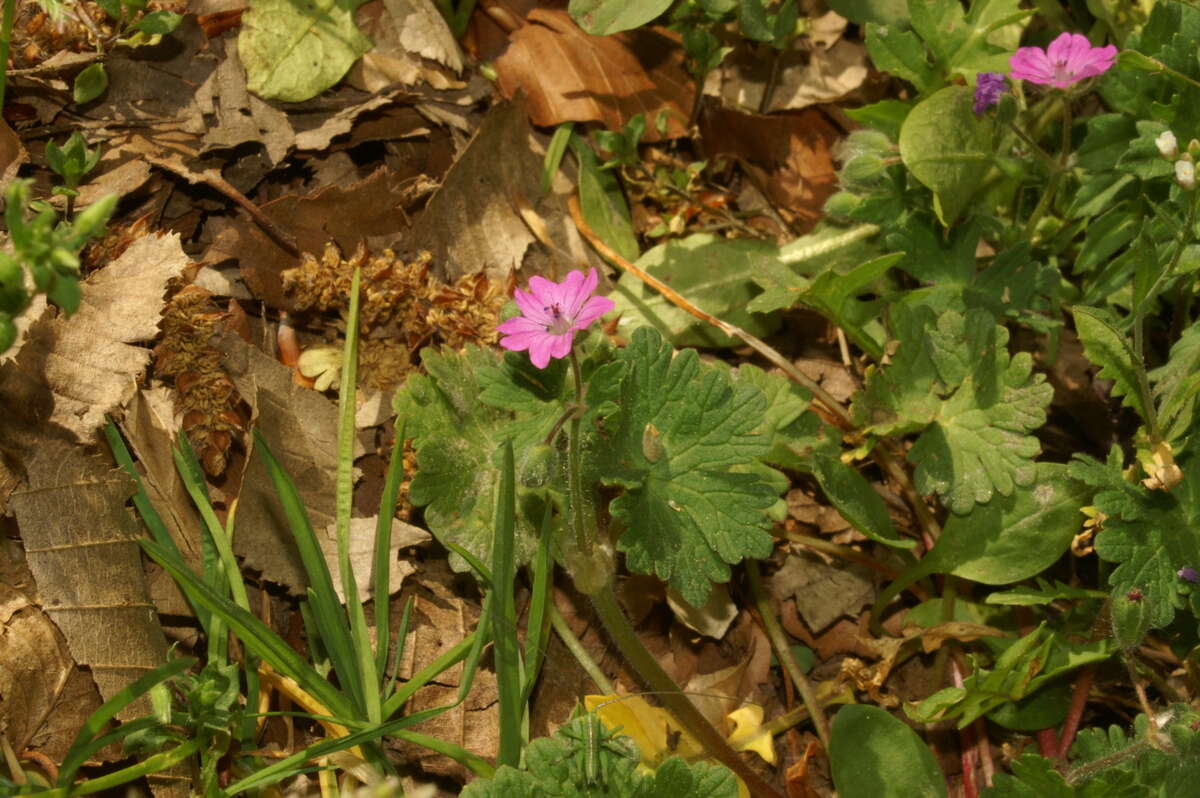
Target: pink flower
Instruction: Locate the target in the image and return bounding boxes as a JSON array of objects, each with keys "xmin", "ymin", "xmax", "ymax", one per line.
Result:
[
  {"xmin": 497, "ymin": 268, "xmax": 614, "ymax": 368},
  {"xmin": 1009, "ymin": 32, "xmax": 1117, "ymax": 88}
]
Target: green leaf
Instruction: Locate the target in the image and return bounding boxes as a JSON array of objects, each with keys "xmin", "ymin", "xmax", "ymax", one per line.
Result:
[
  {"xmin": 899, "ymin": 86, "xmax": 994, "ymax": 226},
  {"xmin": 572, "ymin": 135, "xmax": 639, "ymax": 263},
  {"xmin": 394, "ymin": 345, "xmax": 565, "ymax": 573},
  {"xmin": 865, "ymin": 22, "xmax": 938, "ymax": 94},
  {"xmin": 981, "ymin": 754, "xmax": 1075, "ymax": 798},
  {"xmin": 825, "ymin": 0, "xmax": 908, "ymax": 26},
  {"xmin": 829, "ymin": 704, "xmax": 947, "ymax": 798},
  {"xmin": 1149, "ymin": 318, "xmax": 1200, "ymax": 443},
  {"xmin": 985, "ymin": 578, "xmax": 1107, "ymax": 606},
  {"xmin": 920, "ymin": 463, "xmax": 1090, "ymax": 583},
  {"xmin": 238, "ymin": 0, "xmax": 372, "ymax": 102},
  {"xmin": 132, "ymin": 9, "xmax": 182, "ymax": 34},
  {"xmin": 811, "ymin": 454, "xmax": 912, "ymax": 548},
  {"xmin": 609, "ymin": 234, "xmax": 782, "ymax": 348},
  {"xmin": 1071, "ymin": 450, "xmax": 1200, "ymax": 631},
  {"xmin": 73, "ymin": 63, "xmax": 109, "ymax": 104},
  {"xmin": 1072, "ymin": 305, "xmax": 1151, "ymax": 425},
  {"xmin": 568, "ymin": 0, "xmax": 673, "ymax": 36},
  {"xmin": 859, "ymin": 308, "xmax": 1052, "ymax": 514},
  {"xmin": 594, "ymin": 328, "xmax": 777, "ymax": 606}
]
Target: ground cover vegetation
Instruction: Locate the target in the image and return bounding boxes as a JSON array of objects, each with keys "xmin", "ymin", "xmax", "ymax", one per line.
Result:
[{"xmin": 1, "ymin": 0, "xmax": 1200, "ymax": 796}]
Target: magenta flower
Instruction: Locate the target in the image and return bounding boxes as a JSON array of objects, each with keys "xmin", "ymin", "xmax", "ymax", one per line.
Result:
[
  {"xmin": 1009, "ymin": 33, "xmax": 1117, "ymax": 88},
  {"xmin": 973, "ymin": 72, "xmax": 1007, "ymax": 116},
  {"xmin": 497, "ymin": 268, "xmax": 614, "ymax": 368},
  {"xmin": 1179, "ymin": 566, "xmax": 1200, "ymax": 583}
]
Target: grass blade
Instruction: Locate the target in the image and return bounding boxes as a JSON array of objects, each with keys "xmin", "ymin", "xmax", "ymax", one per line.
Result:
[
  {"xmin": 520, "ymin": 500, "xmax": 555, "ymax": 705},
  {"xmin": 255, "ymin": 430, "xmax": 365, "ymax": 715},
  {"xmin": 374, "ymin": 420, "xmax": 406, "ymax": 679},
  {"xmin": 57, "ymin": 657, "xmax": 195, "ymax": 787},
  {"xmin": 491, "ymin": 439, "xmax": 522, "ymax": 767},
  {"xmin": 334, "ymin": 267, "xmax": 381, "ymax": 722},
  {"xmin": 140, "ymin": 537, "xmax": 355, "ymax": 720}
]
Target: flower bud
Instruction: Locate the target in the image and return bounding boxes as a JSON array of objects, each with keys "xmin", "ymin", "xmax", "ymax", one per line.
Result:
[
  {"xmin": 1110, "ymin": 588, "xmax": 1151, "ymax": 650},
  {"xmin": 842, "ymin": 153, "xmax": 887, "ymax": 182},
  {"xmin": 1156, "ymin": 129, "xmax": 1178, "ymax": 159},
  {"xmin": 1176, "ymin": 158, "xmax": 1196, "ymax": 190},
  {"xmin": 824, "ymin": 191, "xmax": 862, "ymax": 217}
]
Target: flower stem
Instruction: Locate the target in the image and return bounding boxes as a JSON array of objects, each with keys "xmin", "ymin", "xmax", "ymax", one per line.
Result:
[
  {"xmin": 1022, "ymin": 95, "xmax": 1072, "ymax": 242},
  {"xmin": 589, "ymin": 584, "xmax": 787, "ymax": 798},
  {"xmin": 745, "ymin": 560, "xmax": 829, "ymax": 749},
  {"xmin": 567, "ymin": 350, "xmax": 588, "ymax": 556}
]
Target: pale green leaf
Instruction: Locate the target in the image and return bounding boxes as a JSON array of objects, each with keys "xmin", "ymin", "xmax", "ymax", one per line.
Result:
[
  {"xmin": 238, "ymin": 0, "xmax": 372, "ymax": 102},
  {"xmin": 609, "ymin": 234, "xmax": 781, "ymax": 348},
  {"xmin": 900, "ymin": 86, "xmax": 994, "ymax": 226},
  {"xmin": 830, "ymin": 705, "xmax": 947, "ymax": 798},
  {"xmin": 1072, "ymin": 305, "xmax": 1151, "ymax": 425}
]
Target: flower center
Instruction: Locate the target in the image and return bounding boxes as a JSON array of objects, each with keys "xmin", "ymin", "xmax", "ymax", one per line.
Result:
[
  {"xmin": 544, "ymin": 303, "xmax": 572, "ymax": 335},
  {"xmin": 1052, "ymin": 59, "xmax": 1074, "ymax": 82}
]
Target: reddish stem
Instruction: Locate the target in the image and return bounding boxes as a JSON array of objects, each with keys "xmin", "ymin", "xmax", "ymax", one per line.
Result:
[{"xmin": 1057, "ymin": 666, "xmax": 1095, "ymax": 759}]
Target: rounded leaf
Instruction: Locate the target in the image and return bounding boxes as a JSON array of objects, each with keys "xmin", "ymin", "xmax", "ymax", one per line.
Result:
[
  {"xmin": 830, "ymin": 704, "xmax": 947, "ymax": 798},
  {"xmin": 73, "ymin": 63, "xmax": 109, "ymax": 104},
  {"xmin": 899, "ymin": 86, "xmax": 994, "ymax": 226}
]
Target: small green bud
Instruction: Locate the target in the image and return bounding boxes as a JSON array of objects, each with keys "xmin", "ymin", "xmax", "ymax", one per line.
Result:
[
  {"xmin": 842, "ymin": 153, "xmax": 887, "ymax": 182},
  {"xmin": 520, "ymin": 444, "xmax": 556, "ymax": 488},
  {"xmin": 1110, "ymin": 589, "xmax": 1151, "ymax": 650},
  {"xmin": 824, "ymin": 191, "xmax": 862, "ymax": 217}
]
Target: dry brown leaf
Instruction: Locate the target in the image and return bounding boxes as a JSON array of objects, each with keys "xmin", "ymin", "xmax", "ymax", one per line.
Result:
[
  {"xmin": 193, "ymin": 37, "xmax": 294, "ymax": 166},
  {"xmin": 348, "ymin": 0, "xmax": 464, "ymax": 92},
  {"xmin": 0, "ymin": 118, "xmax": 26, "ymax": 188},
  {"xmin": 769, "ymin": 549, "xmax": 874, "ymax": 634},
  {"xmin": 119, "ymin": 388, "xmax": 206, "ymax": 570},
  {"xmin": 666, "ymin": 582, "xmax": 737, "ymax": 640},
  {"xmin": 405, "ymin": 98, "xmax": 599, "ymax": 281},
  {"xmin": 711, "ymin": 15, "xmax": 868, "ymax": 113},
  {"xmin": 387, "ymin": 580, "xmax": 499, "ymax": 781},
  {"xmin": 10, "ymin": 439, "xmax": 169, "ymax": 720},
  {"xmin": 0, "ymin": 572, "xmax": 104, "ymax": 761},
  {"xmin": 205, "ymin": 167, "xmax": 421, "ymax": 310},
  {"xmin": 494, "ymin": 8, "xmax": 693, "ymax": 142},
  {"xmin": 0, "ymin": 233, "xmax": 189, "ymax": 445},
  {"xmin": 217, "ymin": 333, "xmax": 342, "ymax": 592},
  {"xmin": 700, "ymin": 105, "xmax": 841, "ymax": 233},
  {"xmin": 323, "ymin": 516, "xmax": 428, "ymax": 603}
]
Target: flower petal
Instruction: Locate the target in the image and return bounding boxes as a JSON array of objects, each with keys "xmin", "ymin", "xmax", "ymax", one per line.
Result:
[
  {"xmin": 497, "ymin": 315, "xmax": 546, "ymax": 336},
  {"xmin": 1010, "ymin": 46, "xmax": 1055, "ymax": 84},
  {"xmin": 1046, "ymin": 32, "xmax": 1089, "ymax": 68},
  {"xmin": 570, "ymin": 295, "xmax": 615, "ymax": 330},
  {"xmin": 528, "ymin": 334, "xmax": 561, "ymax": 368}
]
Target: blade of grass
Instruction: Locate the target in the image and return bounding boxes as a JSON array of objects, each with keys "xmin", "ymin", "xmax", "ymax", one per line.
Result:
[
  {"xmin": 381, "ymin": 630, "xmax": 478, "ymax": 718},
  {"xmin": 57, "ymin": 657, "xmax": 195, "ymax": 787},
  {"xmin": 61, "ymin": 737, "xmax": 207, "ymax": 798},
  {"xmin": 491, "ymin": 440, "xmax": 523, "ymax": 767},
  {"xmin": 459, "ymin": 592, "xmax": 491, "ymax": 705},
  {"xmin": 140, "ymin": 538, "xmax": 355, "ymax": 720},
  {"xmin": 255, "ymin": 430, "xmax": 366, "ymax": 715},
  {"xmin": 383, "ymin": 594, "xmax": 414, "ymax": 701},
  {"xmin": 335, "ymin": 267, "xmax": 381, "ymax": 723},
  {"xmin": 520, "ymin": 500, "xmax": 554, "ymax": 706},
  {"xmin": 226, "ymin": 703, "xmax": 493, "ymax": 796},
  {"xmin": 374, "ymin": 420, "xmax": 406, "ymax": 679}
]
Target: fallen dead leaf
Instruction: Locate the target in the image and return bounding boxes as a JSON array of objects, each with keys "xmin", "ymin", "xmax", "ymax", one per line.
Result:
[
  {"xmin": 769, "ymin": 549, "xmax": 875, "ymax": 634},
  {"xmin": 217, "ymin": 333, "xmax": 346, "ymax": 592},
  {"xmin": 711, "ymin": 14, "xmax": 869, "ymax": 113},
  {"xmin": 700, "ymin": 105, "xmax": 841, "ymax": 234},
  {"xmin": 0, "ymin": 572, "xmax": 104, "ymax": 762},
  {"xmin": 494, "ymin": 8, "xmax": 693, "ymax": 142},
  {"xmin": 323, "ymin": 515, "xmax": 428, "ymax": 603},
  {"xmin": 10, "ymin": 438, "xmax": 170, "ymax": 720},
  {"xmin": 0, "ymin": 118, "xmax": 25, "ymax": 188},
  {"xmin": 667, "ymin": 582, "xmax": 738, "ymax": 640},
  {"xmin": 206, "ymin": 167, "xmax": 423, "ymax": 310},
  {"xmin": 0, "ymin": 233, "xmax": 189, "ymax": 445},
  {"xmin": 348, "ymin": 0, "xmax": 464, "ymax": 92}
]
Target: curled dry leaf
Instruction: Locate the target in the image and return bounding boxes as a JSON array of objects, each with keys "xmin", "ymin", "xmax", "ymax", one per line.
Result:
[{"xmin": 494, "ymin": 8, "xmax": 693, "ymax": 141}]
